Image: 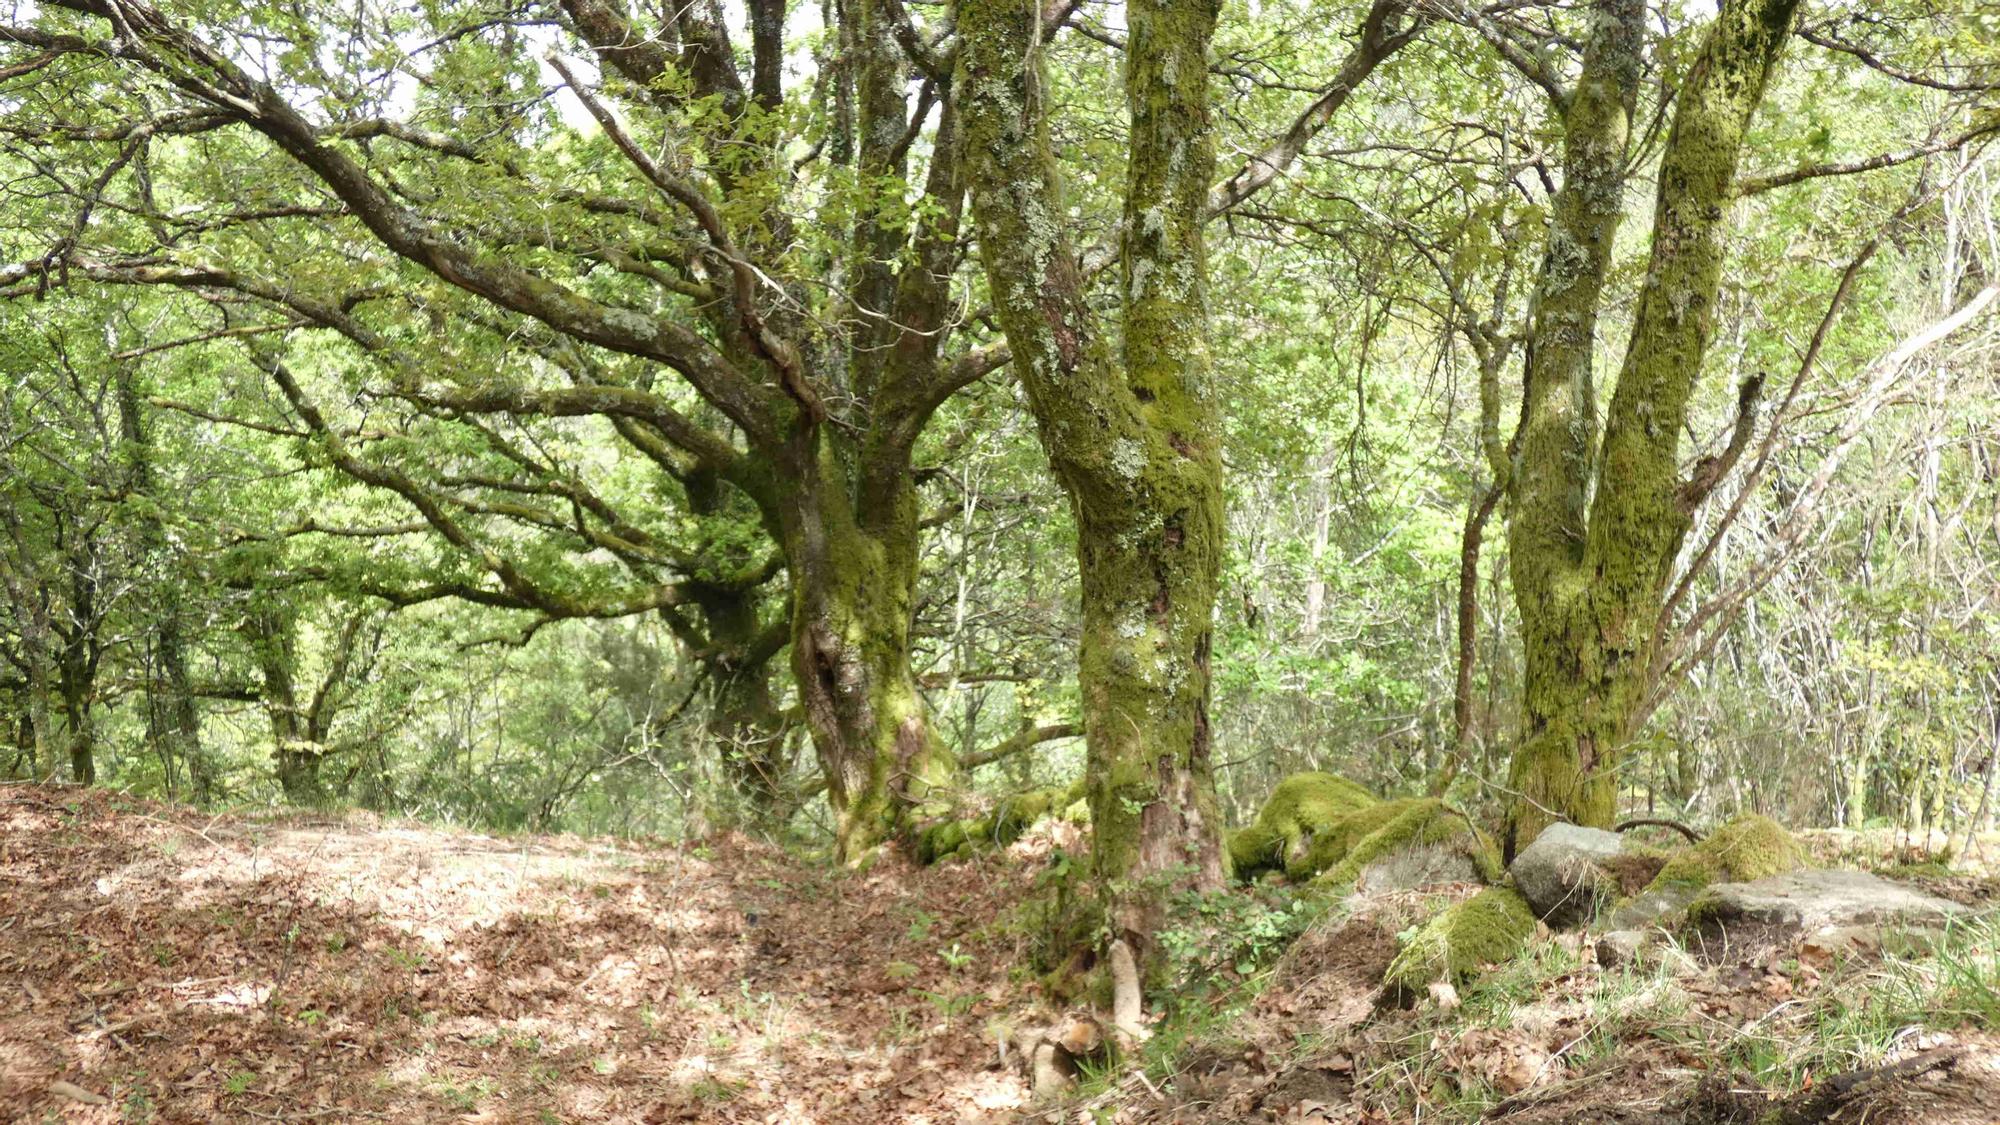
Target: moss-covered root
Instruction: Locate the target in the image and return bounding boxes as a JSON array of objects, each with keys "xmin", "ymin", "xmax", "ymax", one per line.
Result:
[
  {"xmin": 914, "ymin": 778, "xmax": 1088, "ymax": 864},
  {"xmin": 1301, "ymin": 797, "xmax": 1503, "ymax": 886},
  {"xmin": 1225, "ymin": 772, "xmax": 1378, "ymax": 880},
  {"xmin": 1648, "ymin": 812, "xmax": 1804, "ymax": 891},
  {"xmin": 1382, "ymin": 887, "xmax": 1538, "ymax": 1002}
]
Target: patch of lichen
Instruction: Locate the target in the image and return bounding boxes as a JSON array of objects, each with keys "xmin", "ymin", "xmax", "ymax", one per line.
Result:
[
  {"xmin": 1302, "ymin": 798, "xmax": 1501, "ymax": 886},
  {"xmin": 1226, "ymin": 772, "xmax": 1379, "ymax": 880},
  {"xmin": 914, "ymin": 777, "xmax": 1089, "ymax": 864},
  {"xmin": 1382, "ymin": 886, "xmax": 1537, "ymax": 999},
  {"xmin": 1646, "ymin": 813, "xmax": 1803, "ymax": 893}
]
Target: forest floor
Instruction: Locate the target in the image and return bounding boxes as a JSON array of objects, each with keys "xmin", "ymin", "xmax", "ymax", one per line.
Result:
[{"xmin": 3, "ymin": 784, "xmax": 1999, "ymax": 1124}]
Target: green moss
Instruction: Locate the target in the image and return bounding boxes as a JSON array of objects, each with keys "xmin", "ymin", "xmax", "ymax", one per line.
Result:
[
  {"xmin": 914, "ymin": 777, "xmax": 1089, "ymax": 864},
  {"xmin": 1382, "ymin": 887, "xmax": 1538, "ymax": 998},
  {"xmin": 1226, "ymin": 772, "xmax": 1378, "ymax": 880},
  {"xmin": 1296, "ymin": 797, "xmax": 1499, "ymax": 886},
  {"xmin": 1647, "ymin": 813, "xmax": 1803, "ymax": 892}
]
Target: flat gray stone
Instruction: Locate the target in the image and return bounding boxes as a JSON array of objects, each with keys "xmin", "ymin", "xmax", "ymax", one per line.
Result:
[
  {"xmin": 1607, "ymin": 884, "xmax": 1699, "ymax": 930},
  {"xmin": 1695, "ymin": 869, "xmax": 1966, "ymax": 932},
  {"xmin": 1596, "ymin": 929, "xmax": 1653, "ymax": 969},
  {"xmin": 1509, "ymin": 824, "xmax": 1626, "ymax": 929},
  {"xmin": 1354, "ymin": 843, "xmax": 1480, "ymax": 895}
]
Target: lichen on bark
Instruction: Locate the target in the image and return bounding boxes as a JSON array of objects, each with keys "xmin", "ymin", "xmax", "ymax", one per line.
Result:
[
  {"xmin": 957, "ymin": 0, "xmax": 1228, "ymax": 973},
  {"xmin": 1504, "ymin": 0, "xmax": 1804, "ymax": 853}
]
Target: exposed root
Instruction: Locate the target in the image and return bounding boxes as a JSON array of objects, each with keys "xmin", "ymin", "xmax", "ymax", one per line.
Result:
[{"xmin": 1616, "ymin": 817, "xmax": 1702, "ymax": 844}]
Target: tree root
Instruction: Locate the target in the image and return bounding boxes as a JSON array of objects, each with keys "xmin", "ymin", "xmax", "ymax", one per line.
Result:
[{"xmin": 1615, "ymin": 817, "xmax": 1702, "ymax": 844}]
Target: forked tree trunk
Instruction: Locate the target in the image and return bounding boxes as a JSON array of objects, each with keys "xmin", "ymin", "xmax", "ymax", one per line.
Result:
[
  {"xmin": 782, "ymin": 441, "xmax": 953, "ymax": 862},
  {"xmin": 1504, "ymin": 0, "xmax": 1802, "ymax": 853}
]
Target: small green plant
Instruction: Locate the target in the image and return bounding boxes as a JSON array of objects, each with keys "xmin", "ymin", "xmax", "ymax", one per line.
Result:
[
  {"xmin": 938, "ymin": 942, "xmax": 973, "ymax": 971},
  {"xmin": 223, "ymin": 1069, "xmax": 257, "ymax": 1096}
]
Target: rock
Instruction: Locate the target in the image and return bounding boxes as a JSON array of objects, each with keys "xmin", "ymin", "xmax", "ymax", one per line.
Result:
[
  {"xmin": 1694, "ymin": 869, "xmax": 1965, "ymax": 933},
  {"xmin": 1354, "ymin": 842, "xmax": 1482, "ymax": 895},
  {"xmin": 1606, "ymin": 884, "xmax": 1700, "ymax": 930},
  {"xmin": 1595, "ymin": 929, "xmax": 1652, "ymax": 969},
  {"xmin": 1510, "ymin": 824, "xmax": 1626, "ymax": 928},
  {"xmin": 1382, "ymin": 887, "xmax": 1537, "ymax": 998},
  {"xmin": 1799, "ymin": 922, "xmax": 1944, "ymax": 965}
]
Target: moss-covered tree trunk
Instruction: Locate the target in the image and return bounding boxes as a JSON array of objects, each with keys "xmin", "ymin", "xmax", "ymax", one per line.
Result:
[
  {"xmin": 1504, "ymin": 0, "xmax": 1801, "ymax": 853},
  {"xmin": 245, "ymin": 603, "xmax": 328, "ymax": 806},
  {"xmin": 959, "ymin": 0, "xmax": 1227, "ymax": 965},
  {"xmin": 781, "ymin": 438, "xmax": 955, "ymax": 863}
]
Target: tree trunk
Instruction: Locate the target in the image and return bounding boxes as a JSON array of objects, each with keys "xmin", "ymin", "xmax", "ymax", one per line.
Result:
[
  {"xmin": 958, "ymin": 0, "xmax": 1228, "ymax": 966},
  {"xmin": 118, "ymin": 367, "xmax": 214, "ymax": 800},
  {"xmin": 1504, "ymin": 0, "xmax": 1801, "ymax": 853},
  {"xmin": 781, "ymin": 441, "xmax": 952, "ymax": 861},
  {"xmin": 245, "ymin": 604, "xmax": 328, "ymax": 806}
]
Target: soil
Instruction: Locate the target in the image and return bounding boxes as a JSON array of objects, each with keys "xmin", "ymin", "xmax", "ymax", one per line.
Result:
[{"xmin": 0, "ymin": 785, "xmax": 1042, "ymax": 1123}]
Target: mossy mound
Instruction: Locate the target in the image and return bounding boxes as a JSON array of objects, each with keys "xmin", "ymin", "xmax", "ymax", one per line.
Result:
[
  {"xmin": 1647, "ymin": 813, "xmax": 1804, "ymax": 892},
  {"xmin": 1301, "ymin": 797, "xmax": 1503, "ymax": 887},
  {"xmin": 1607, "ymin": 814, "xmax": 1805, "ymax": 929},
  {"xmin": 914, "ymin": 778, "xmax": 1088, "ymax": 864},
  {"xmin": 1226, "ymin": 772, "xmax": 1379, "ymax": 880},
  {"xmin": 1382, "ymin": 886, "xmax": 1537, "ymax": 999}
]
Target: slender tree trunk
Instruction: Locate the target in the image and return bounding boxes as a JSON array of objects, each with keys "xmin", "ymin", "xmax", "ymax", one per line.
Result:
[
  {"xmin": 959, "ymin": 0, "xmax": 1228, "ymax": 975},
  {"xmin": 118, "ymin": 367, "xmax": 214, "ymax": 799}
]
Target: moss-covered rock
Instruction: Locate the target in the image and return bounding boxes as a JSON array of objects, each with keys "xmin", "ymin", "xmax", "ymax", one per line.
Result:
[
  {"xmin": 1649, "ymin": 813, "xmax": 1804, "ymax": 890},
  {"xmin": 1382, "ymin": 886, "xmax": 1538, "ymax": 999},
  {"xmin": 914, "ymin": 778, "xmax": 1088, "ymax": 864},
  {"xmin": 1608, "ymin": 814, "xmax": 1804, "ymax": 929},
  {"xmin": 1304, "ymin": 798, "xmax": 1502, "ymax": 887},
  {"xmin": 1226, "ymin": 772, "xmax": 1379, "ymax": 880}
]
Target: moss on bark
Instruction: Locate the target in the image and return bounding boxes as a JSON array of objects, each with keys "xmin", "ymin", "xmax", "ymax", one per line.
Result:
[
  {"xmin": 957, "ymin": 0, "xmax": 1228, "ymax": 964},
  {"xmin": 1503, "ymin": 0, "xmax": 1803, "ymax": 853}
]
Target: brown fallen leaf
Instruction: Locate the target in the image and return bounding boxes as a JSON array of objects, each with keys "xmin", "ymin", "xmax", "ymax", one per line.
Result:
[{"xmin": 49, "ymin": 1079, "xmax": 110, "ymax": 1105}]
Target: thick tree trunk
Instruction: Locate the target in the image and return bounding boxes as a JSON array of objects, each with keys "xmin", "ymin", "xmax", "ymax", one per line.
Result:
[
  {"xmin": 958, "ymin": 0, "xmax": 1228, "ymax": 966},
  {"xmin": 782, "ymin": 442, "xmax": 952, "ymax": 861},
  {"xmin": 245, "ymin": 604, "xmax": 329, "ymax": 807},
  {"xmin": 687, "ymin": 580, "xmax": 791, "ymax": 816}
]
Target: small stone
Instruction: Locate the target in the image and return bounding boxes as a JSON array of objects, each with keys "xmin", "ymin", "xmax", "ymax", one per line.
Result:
[
  {"xmin": 1595, "ymin": 929, "xmax": 1651, "ymax": 969},
  {"xmin": 1607, "ymin": 884, "xmax": 1700, "ymax": 930}
]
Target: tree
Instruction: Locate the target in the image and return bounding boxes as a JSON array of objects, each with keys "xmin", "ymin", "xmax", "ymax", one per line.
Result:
[
  {"xmin": 0, "ymin": 0, "xmax": 1008, "ymax": 854},
  {"xmin": 1500, "ymin": 0, "xmax": 1805, "ymax": 849},
  {"xmin": 958, "ymin": 0, "xmax": 1233, "ymax": 994}
]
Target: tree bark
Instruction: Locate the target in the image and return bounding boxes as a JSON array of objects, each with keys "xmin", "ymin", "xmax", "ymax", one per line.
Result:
[
  {"xmin": 959, "ymin": 0, "xmax": 1228, "ymax": 964},
  {"xmin": 781, "ymin": 440, "xmax": 953, "ymax": 861},
  {"xmin": 1504, "ymin": 0, "xmax": 1803, "ymax": 853}
]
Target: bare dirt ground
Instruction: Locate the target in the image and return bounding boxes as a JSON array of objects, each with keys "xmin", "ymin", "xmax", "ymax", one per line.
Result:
[{"xmin": 0, "ymin": 785, "xmax": 1038, "ymax": 1123}]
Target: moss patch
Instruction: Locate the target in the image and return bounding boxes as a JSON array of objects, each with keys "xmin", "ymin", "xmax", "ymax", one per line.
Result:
[
  {"xmin": 1226, "ymin": 772, "xmax": 1379, "ymax": 880},
  {"xmin": 914, "ymin": 778, "xmax": 1087, "ymax": 864},
  {"xmin": 1304, "ymin": 798, "xmax": 1502, "ymax": 887},
  {"xmin": 1648, "ymin": 814, "xmax": 1804, "ymax": 892},
  {"xmin": 1381, "ymin": 886, "xmax": 1537, "ymax": 999}
]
